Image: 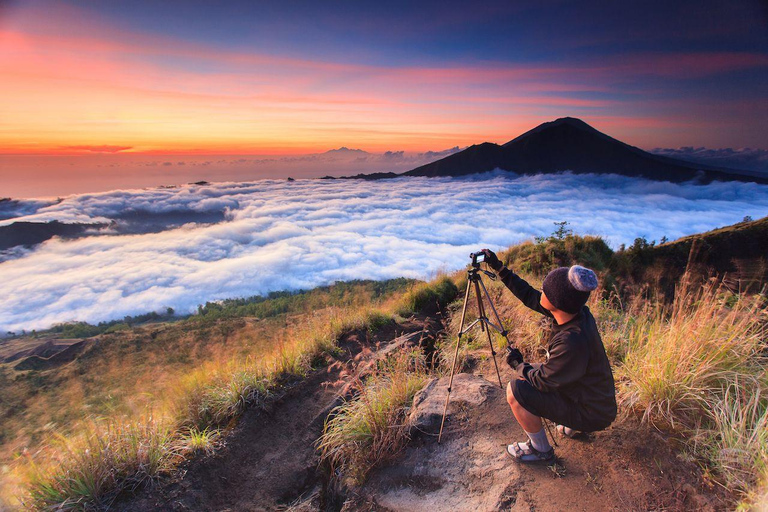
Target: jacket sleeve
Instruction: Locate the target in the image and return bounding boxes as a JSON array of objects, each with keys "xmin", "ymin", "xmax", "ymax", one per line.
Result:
[
  {"xmin": 516, "ymin": 332, "xmax": 589, "ymax": 393},
  {"xmin": 498, "ymin": 267, "xmax": 553, "ymax": 318}
]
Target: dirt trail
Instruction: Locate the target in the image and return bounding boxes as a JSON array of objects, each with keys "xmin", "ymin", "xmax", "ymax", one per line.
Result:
[{"xmin": 119, "ymin": 316, "xmax": 442, "ymax": 512}]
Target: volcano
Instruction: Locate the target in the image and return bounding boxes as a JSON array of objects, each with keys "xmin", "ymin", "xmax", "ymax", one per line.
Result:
[{"xmin": 402, "ymin": 117, "xmax": 767, "ymax": 184}]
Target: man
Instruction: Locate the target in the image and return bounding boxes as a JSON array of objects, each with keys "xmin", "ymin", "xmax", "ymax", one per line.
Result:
[{"xmin": 480, "ymin": 249, "xmax": 617, "ymax": 464}]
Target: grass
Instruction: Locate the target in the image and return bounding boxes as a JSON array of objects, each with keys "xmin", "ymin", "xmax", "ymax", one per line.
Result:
[
  {"xmin": 178, "ymin": 428, "xmax": 221, "ymax": 456},
  {"xmin": 23, "ymin": 417, "xmax": 178, "ymax": 510},
  {"xmin": 315, "ymin": 277, "xmax": 458, "ymax": 484},
  {"xmin": 610, "ymin": 281, "xmax": 768, "ymax": 503},
  {"xmin": 10, "ymin": 276, "xmax": 452, "ymax": 509},
  {"xmin": 617, "ymin": 282, "xmax": 766, "ymax": 431},
  {"xmin": 317, "ymin": 349, "xmax": 429, "ymax": 485}
]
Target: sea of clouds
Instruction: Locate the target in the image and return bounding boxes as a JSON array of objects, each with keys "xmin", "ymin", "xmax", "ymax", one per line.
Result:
[{"xmin": 2, "ymin": 171, "xmax": 768, "ymax": 333}]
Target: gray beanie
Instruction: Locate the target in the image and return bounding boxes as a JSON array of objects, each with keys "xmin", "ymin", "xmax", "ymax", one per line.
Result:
[{"xmin": 542, "ymin": 265, "xmax": 598, "ymax": 314}]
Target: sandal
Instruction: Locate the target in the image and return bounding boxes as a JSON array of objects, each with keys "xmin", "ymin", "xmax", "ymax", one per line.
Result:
[
  {"xmin": 506, "ymin": 441, "xmax": 555, "ymax": 464},
  {"xmin": 556, "ymin": 424, "xmax": 578, "ymax": 438}
]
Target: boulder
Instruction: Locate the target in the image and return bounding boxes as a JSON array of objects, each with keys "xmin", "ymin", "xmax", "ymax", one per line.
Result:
[{"xmin": 408, "ymin": 373, "xmax": 496, "ymax": 432}]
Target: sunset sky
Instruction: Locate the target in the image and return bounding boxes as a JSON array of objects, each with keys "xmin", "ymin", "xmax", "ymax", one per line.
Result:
[{"xmin": 1, "ymin": 0, "xmax": 767, "ymax": 158}]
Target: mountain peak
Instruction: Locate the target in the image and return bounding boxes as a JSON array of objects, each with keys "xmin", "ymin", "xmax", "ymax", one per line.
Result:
[
  {"xmin": 402, "ymin": 117, "xmax": 767, "ymax": 184},
  {"xmin": 324, "ymin": 147, "xmax": 368, "ymax": 155},
  {"xmin": 503, "ymin": 117, "xmax": 601, "ymax": 146},
  {"xmin": 548, "ymin": 116, "xmax": 591, "ymax": 127}
]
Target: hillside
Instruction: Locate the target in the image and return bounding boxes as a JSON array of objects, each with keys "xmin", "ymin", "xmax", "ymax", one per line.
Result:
[
  {"xmin": 498, "ymin": 216, "xmax": 768, "ymax": 298},
  {"xmin": 4, "ymin": 218, "xmax": 767, "ymax": 510},
  {"xmin": 403, "ymin": 117, "xmax": 768, "ymax": 184}
]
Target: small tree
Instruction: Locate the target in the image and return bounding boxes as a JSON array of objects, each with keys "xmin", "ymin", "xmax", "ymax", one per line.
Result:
[
  {"xmin": 553, "ymin": 221, "xmax": 572, "ymax": 240},
  {"xmin": 535, "ymin": 221, "xmax": 573, "ymax": 244}
]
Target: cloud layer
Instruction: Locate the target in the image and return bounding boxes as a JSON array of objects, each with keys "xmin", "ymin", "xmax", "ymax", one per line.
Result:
[{"xmin": 2, "ymin": 172, "xmax": 767, "ymax": 332}]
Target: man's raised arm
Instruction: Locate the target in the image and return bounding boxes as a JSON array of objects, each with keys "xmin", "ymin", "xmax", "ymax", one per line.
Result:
[{"xmin": 481, "ymin": 249, "xmax": 553, "ymax": 318}]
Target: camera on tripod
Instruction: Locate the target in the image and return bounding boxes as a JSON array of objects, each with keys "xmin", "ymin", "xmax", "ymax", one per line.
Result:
[
  {"xmin": 469, "ymin": 251, "xmax": 485, "ymax": 267},
  {"xmin": 438, "ymin": 249, "xmax": 514, "ymax": 443}
]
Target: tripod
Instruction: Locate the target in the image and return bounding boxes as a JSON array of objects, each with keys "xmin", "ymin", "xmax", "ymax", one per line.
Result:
[{"xmin": 438, "ymin": 258, "xmax": 512, "ymax": 444}]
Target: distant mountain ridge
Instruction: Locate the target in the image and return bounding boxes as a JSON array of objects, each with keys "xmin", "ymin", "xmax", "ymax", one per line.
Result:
[{"xmin": 401, "ymin": 117, "xmax": 768, "ymax": 184}]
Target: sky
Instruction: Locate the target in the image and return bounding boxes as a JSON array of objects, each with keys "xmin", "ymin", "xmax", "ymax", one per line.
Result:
[
  {"xmin": 2, "ymin": 172, "xmax": 767, "ymax": 333},
  {"xmin": 1, "ymin": 0, "xmax": 767, "ymax": 171}
]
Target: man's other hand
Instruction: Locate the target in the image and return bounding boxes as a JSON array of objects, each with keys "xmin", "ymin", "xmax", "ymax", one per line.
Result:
[
  {"xmin": 505, "ymin": 346, "xmax": 523, "ymax": 369},
  {"xmin": 480, "ymin": 249, "xmax": 503, "ymax": 271}
]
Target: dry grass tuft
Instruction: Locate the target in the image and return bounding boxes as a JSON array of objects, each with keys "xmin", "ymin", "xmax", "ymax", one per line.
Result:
[
  {"xmin": 613, "ymin": 281, "xmax": 767, "ymax": 499},
  {"xmin": 178, "ymin": 428, "xmax": 221, "ymax": 456},
  {"xmin": 23, "ymin": 416, "xmax": 178, "ymax": 510},
  {"xmin": 317, "ymin": 349, "xmax": 429, "ymax": 485}
]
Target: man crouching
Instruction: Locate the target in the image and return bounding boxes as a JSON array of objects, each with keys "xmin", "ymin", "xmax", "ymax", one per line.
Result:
[{"xmin": 480, "ymin": 249, "xmax": 617, "ymax": 464}]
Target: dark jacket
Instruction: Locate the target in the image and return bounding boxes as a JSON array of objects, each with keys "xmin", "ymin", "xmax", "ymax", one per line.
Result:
[{"xmin": 498, "ymin": 267, "xmax": 617, "ymax": 427}]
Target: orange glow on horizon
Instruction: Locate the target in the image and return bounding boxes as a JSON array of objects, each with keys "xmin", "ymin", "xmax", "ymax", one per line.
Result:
[{"xmin": 1, "ymin": 2, "xmax": 766, "ymax": 157}]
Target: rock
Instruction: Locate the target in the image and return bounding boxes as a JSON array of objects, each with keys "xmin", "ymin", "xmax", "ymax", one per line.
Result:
[
  {"xmin": 375, "ymin": 331, "xmax": 422, "ymax": 360},
  {"xmin": 408, "ymin": 373, "xmax": 496, "ymax": 432}
]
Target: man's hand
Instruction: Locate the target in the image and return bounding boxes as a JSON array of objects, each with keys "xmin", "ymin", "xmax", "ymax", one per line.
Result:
[
  {"xmin": 480, "ymin": 248, "xmax": 504, "ymax": 271},
  {"xmin": 505, "ymin": 345, "xmax": 523, "ymax": 370}
]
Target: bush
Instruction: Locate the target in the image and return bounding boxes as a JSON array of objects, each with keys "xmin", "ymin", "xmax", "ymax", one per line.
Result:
[
  {"xmin": 394, "ymin": 276, "xmax": 458, "ymax": 316},
  {"xmin": 502, "ymin": 234, "xmax": 613, "ymax": 276}
]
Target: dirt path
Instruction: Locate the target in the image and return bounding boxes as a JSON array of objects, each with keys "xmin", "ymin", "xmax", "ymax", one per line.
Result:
[
  {"xmin": 119, "ymin": 316, "xmax": 443, "ymax": 512},
  {"xmin": 342, "ymin": 360, "xmax": 729, "ymax": 512}
]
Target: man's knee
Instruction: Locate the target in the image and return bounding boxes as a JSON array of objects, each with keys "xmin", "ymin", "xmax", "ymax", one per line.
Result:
[{"xmin": 506, "ymin": 381, "xmax": 516, "ymax": 406}]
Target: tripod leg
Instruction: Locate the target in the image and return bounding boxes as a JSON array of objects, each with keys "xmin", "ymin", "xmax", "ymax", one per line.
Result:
[
  {"xmin": 438, "ymin": 276, "xmax": 472, "ymax": 444},
  {"xmin": 474, "ymin": 279, "xmax": 503, "ymax": 388},
  {"xmin": 478, "ymin": 277, "xmax": 512, "ymax": 346}
]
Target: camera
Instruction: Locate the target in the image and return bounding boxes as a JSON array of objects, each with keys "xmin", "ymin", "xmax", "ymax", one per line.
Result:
[{"xmin": 469, "ymin": 251, "xmax": 485, "ymax": 267}]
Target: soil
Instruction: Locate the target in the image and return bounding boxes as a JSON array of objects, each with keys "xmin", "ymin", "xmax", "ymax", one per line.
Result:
[{"xmin": 117, "ymin": 310, "xmax": 730, "ymax": 512}]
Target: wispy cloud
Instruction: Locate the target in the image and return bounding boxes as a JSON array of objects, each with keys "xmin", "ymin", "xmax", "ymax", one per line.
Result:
[
  {"xmin": 58, "ymin": 145, "xmax": 133, "ymax": 153},
  {"xmin": 651, "ymin": 147, "xmax": 768, "ymax": 173},
  {"xmin": 1, "ymin": 172, "xmax": 767, "ymax": 332}
]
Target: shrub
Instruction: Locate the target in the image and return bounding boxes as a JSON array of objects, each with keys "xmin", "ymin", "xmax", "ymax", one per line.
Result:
[
  {"xmin": 394, "ymin": 276, "xmax": 458, "ymax": 316},
  {"xmin": 502, "ymin": 234, "xmax": 613, "ymax": 276}
]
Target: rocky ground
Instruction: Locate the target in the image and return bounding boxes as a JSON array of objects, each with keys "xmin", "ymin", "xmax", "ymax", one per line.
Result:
[
  {"xmin": 117, "ymin": 312, "xmax": 729, "ymax": 512},
  {"xmin": 341, "ymin": 368, "xmax": 726, "ymax": 512}
]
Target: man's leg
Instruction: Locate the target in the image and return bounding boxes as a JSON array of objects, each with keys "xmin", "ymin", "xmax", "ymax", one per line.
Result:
[
  {"xmin": 506, "ymin": 381, "xmax": 552, "ymax": 456},
  {"xmin": 506, "ymin": 381, "xmax": 542, "ymax": 432}
]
